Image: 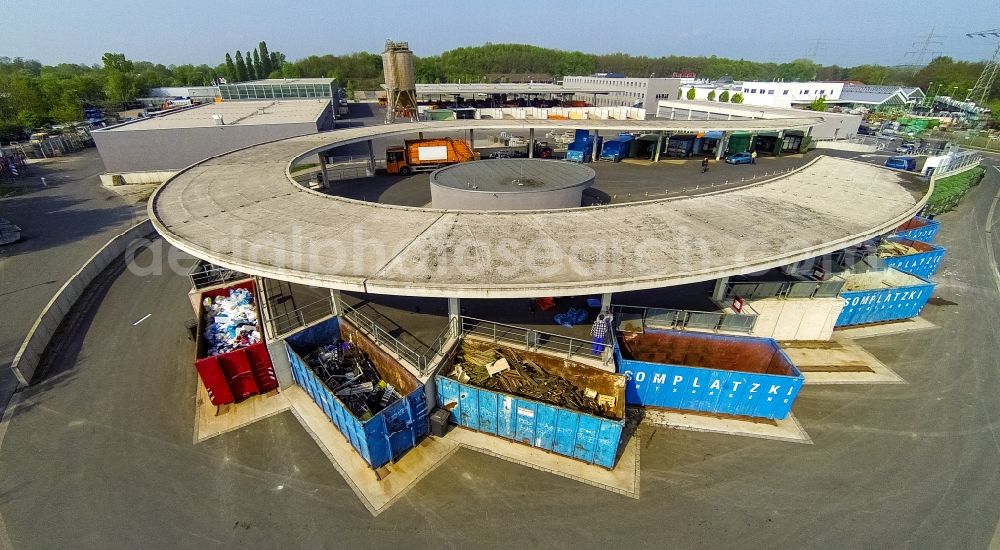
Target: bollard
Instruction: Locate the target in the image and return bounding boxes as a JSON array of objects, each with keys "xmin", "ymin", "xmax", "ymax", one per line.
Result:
[{"xmin": 40, "ymin": 177, "xmax": 47, "ymax": 187}]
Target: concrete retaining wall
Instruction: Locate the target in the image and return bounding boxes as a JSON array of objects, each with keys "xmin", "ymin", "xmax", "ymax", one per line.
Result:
[
  {"xmin": 10, "ymin": 219, "xmax": 156, "ymax": 386},
  {"xmin": 100, "ymin": 171, "xmax": 178, "ymax": 186}
]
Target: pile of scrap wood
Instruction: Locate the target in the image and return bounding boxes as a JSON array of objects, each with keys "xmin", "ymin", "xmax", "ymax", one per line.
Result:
[
  {"xmin": 452, "ymin": 342, "xmax": 607, "ymax": 417},
  {"xmin": 877, "ymin": 241, "xmax": 918, "ymax": 258}
]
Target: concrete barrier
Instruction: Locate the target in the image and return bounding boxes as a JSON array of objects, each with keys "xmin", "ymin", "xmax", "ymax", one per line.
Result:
[
  {"xmin": 10, "ymin": 219, "xmax": 156, "ymax": 386},
  {"xmin": 100, "ymin": 170, "xmax": 177, "ymax": 186}
]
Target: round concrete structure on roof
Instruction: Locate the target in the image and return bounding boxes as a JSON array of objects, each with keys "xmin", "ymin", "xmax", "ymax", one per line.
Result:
[
  {"xmin": 430, "ymin": 159, "xmax": 595, "ymax": 211},
  {"xmin": 149, "ymin": 119, "xmax": 929, "ymax": 299}
]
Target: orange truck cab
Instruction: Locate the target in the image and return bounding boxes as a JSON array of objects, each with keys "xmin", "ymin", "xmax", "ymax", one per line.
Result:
[{"xmin": 385, "ymin": 138, "xmax": 477, "ymax": 175}]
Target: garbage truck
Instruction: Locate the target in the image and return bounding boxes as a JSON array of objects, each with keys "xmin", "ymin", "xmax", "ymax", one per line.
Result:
[{"xmin": 385, "ymin": 138, "xmax": 477, "ymax": 175}]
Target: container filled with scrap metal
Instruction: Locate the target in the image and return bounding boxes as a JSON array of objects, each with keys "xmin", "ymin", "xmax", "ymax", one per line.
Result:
[
  {"xmin": 436, "ymin": 339, "xmax": 627, "ymax": 468},
  {"xmin": 284, "ymin": 316, "xmax": 427, "ymax": 469}
]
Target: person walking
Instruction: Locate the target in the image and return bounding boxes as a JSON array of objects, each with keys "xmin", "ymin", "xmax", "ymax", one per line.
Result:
[
  {"xmin": 751, "ymin": 150, "xmax": 758, "ymax": 164},
  {"xmin": 701, "ymin": 157, "xmax": 709, "ymax": 173},
  {"xmin": 591, "ymin": 314, "xmax": 609, "ymax": 355}
]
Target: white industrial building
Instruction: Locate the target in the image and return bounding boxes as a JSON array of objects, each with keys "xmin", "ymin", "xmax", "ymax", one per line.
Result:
[
  {"xmin": 680, "ymin": 81, "xmax": 847, "ymax": 109},
  {"xmin": 563, "ymin": 74, "xmax": 686, "ymax": 109},
  {"xmin": 680, "ymin": 80, "xmax": 925, "ymax": 111}
]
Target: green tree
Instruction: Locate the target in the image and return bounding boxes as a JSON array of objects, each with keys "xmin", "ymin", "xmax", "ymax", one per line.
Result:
[
  {"xmin": 102, "ymin": 52, "xmax": 138, "ymax": 106},
  {"xmin": 49, "ymin": 90, "xmax": 82, "ymax": 122},
  {"xmin": 731, "ymin": 92, "xmax": 744, "ymax": 104},
  {"xmin": 686, "ymin": 87, "xmax": 696, "ymax": 100},
  {"xmin": 809, "ymin": 96, "xmax": 827, "ymax": 111},
  {"xmin": 224, "ymin": 53, "xmax": 236, "ymax": 82},
  {"xmin": 345, "ymin": 80, "xmax": 355, "ymax": 101},
  {"xmin": 719, "ymin": 90, "xmax": 730, "ymax": 102},
  {"xmin": 258, "ymin": 41, "xmax": 272, "ymax": 77},
  {"xmin": 707, "ymin": 90, "xmax": 716, "ymax": 101},
  {"xmin": 235, "ymin": 50, "xmax": 248, "ymax": 82},
  {"xmin": 246, "ymin": 50, "xmax": 257, "ymax": 80},
  {"xmin": 270, "ymin": 51, "xmax": 285, "ymax": 74}
]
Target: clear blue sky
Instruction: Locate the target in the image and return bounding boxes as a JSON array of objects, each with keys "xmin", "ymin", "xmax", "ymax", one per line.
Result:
[{"xmin": 1, "ymin": 0, "xmax": 997, "ymax": 67}]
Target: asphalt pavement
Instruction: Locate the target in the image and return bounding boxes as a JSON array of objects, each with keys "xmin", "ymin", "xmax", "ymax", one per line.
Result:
[
  {"xmin": 0, "ymin": 153, "xmax": 997, "ymax": 548},
  {"xmin": 0, "ymin": 149, "xmax": 144, "ymax": 402}
]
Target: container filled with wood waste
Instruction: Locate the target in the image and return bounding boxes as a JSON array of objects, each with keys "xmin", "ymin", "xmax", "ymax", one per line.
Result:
[
  {"xmin": 876, "ymin": 237, "xmax": 945, "ymax": 279},
  {"xmin": 835, "ymin": 268, "xmax": 935, "ymax": 327},
  {"xmin": 893, "ymin": 215, "xmax": 940, "ymax": 242},
  {"xmin": 284, "ymin": 316, "xmax": 428, "ymax": 469},
  {"xmin": 436, "ymin": 339, "xmax": 627, "ymax": 469},
  {"xmin": 615, "ymin": 330, "xmax": 803, "ymax": 420}
]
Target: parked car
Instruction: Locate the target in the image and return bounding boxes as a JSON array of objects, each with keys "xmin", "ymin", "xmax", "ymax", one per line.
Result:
[
  {"xmin": 885, "ymin": 156, "xmax": 917, "ymax": 171},
  {"xmin": 895, "ymin": 145, "xmax": 915, "ymax": 154},
  {"xmin": 725, "ymin": 152, "xmax": 753, "ymax": 165}
]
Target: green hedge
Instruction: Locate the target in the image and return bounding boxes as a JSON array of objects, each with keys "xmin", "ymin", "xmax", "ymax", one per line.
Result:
[{"xmin": 928, "ymin": 165, "xmax": 986, "ymax": 214}]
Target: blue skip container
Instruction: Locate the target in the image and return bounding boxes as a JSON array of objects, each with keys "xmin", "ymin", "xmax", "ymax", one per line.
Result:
[
  {"xmin": 436, "ymin": 339, "xmax": 627, "ymax": 469},
  {"xmin": 835, "ymin": 268, "xmax": 935, "ymax": 327},
  {"xmin": 614, "ymin": 330, "xmax": 803, "ymax": 420},
  {"xmin": 878, "ymin": 237, "xmax": 945, "ymax": 279},
  {"xmin": 893, "ymin": 216, "xmax": 940, "ymax": 242},
  {"xmin": 285, "ymin": 317, "xmax": 428, "ymax": 469}
]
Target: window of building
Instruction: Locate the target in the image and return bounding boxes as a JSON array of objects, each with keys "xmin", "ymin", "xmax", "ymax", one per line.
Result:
[
  {"xmin": 768, "ymin": 90, "xmax": 775, "ymax": 95},
  {"xmin": 783, "ymin": 90, "xmax": 789, "ymax": 95}
]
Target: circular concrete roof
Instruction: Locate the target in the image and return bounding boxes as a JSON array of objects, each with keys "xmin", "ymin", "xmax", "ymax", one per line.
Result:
[
  {"xmin": 431, "ymin": 159, "xmax": 594, "ymax": 194},
  {"xmin": 149, "ymin": 119, "xmax": 929, "ymax": 298}
]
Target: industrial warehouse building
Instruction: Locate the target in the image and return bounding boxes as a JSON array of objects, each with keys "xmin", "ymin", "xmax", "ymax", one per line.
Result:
[
  {"xmin": 92, "ymin": 99, "xmax": 335, "ymax": 172},
  {"xmin": 563, "ymin": 74, "xmax": 686, "ymax": 109}
]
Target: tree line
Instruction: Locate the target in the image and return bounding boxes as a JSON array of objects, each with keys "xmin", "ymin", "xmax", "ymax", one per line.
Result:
[{"xmin": 2, "ymin": 42, "xmax": 998, "ymax": 141}]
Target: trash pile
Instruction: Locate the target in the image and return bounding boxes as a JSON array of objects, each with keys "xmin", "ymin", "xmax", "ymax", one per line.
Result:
[
  {"xmin": 202, "ymin": 287, "xmax": 261, "ymax": 356},
  {"xmin": 452, "ymin": 342, "xmax": 611, "ymax": 417},
  {"xmin": 305, "ymin": 340, "xmax": 400, "ymax": 420},
  {"xmin": 877, "ymin": 241, "xmax": 919, "ymax": 258},
  {"xmin": 553, "ymin": 307, "xmax": 588, "ymax": 327}
]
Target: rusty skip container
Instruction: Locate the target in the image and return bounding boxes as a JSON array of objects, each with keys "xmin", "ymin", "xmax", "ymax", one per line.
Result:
[
  {"xmin": 835, "ymin": 268, "xmax": 935, "ymax": 327},
  {"xmin": 893, "ymin": 216, "xmax": 940, "ymax": 242},
  {"xmin": 285, "ymin": 317, "xmax": 428, "ymax": 469},
  {"xmin": 436, "ymin": 340, "xmax": 627, "ymax": 469},
  {"xmin": 615, "ymin": 330, "xmax": 803, "ymax": 420},
  {"xmin": 879, "ymin": 237, "xmax": 945, "ymax": 279}
]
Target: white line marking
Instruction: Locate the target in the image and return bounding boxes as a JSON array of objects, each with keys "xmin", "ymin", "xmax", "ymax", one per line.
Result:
[{"xmin": 132, "ymin": 313, "xmax": 151, "ymax": 326}]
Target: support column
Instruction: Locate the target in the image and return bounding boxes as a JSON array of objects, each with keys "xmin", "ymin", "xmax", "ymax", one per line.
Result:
[
  {"xmin": 448, "ymin": 297, "xmax": 461, "ymax": 322},
  {"xmin": 418, "ymin": 132, "xmax": 424, "ymax": 140},
  {"xmin": 775, "ymin": 129, "xmax": 785, "ymax": 156},
  {"xmin": 712, "ymin": 277, "xmax": 729, "ymax": 303},
  {"xmin": 468, "ymin": 129, "xmax": 474, "ymax": 147},
  {"xmin": 330, "ymin": 289, "xmax": 342, "ymax": 316},
  {"xmin": 319, "ymin": 153, "xmax": 330, "ymax": 189},
  {"xmin": 591, "ymin": 130, "xmax": 599, "ymax": 162},
  {"xmin": 653, "ymin": 132, "xmax": 664, "ymax": 162},
  {"xmin": 366, "ymin": 140, "xmax": 375, "ymax": 176},
  {"xmin": 528, "ymin": 128, "xmax": 535, "ymax": 158},
  {"xmin": 670, "ymin": 107, "xmax": 675, "ymax": 120},
  {"xmin": 715, "ymin": 132, "xmax": 727, "ymax": 160},
  {"xmin": 601, "ymin": 292, "xmax": 612, "ymax": 312}
]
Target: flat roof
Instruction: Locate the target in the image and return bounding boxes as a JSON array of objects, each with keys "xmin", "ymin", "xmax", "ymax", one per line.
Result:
[
  {"xmin": 228, "ymin": 78, "xmax": 335, "ymax": 85},
  {"xmin": 415, "ymin": 83, "xmax": 619, "ymax": 96},
  {"xmin": 98, "ymin": 100, "xmax": 330, "ymax": 132},
  {"xmin": 150, "ymin": 118, "xmax": 928, "ymax": 299},
  {"xmin": 431, "ymin": 159, "xmax": 594, "ymax": 193},
  {"xmin": 656, "ymin": 100, "xmax": 860, "ymax": 121}
]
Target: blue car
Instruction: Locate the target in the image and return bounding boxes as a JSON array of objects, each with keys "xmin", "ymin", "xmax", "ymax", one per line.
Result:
[{"xmin": 725, "ymin": 152, "xmax": 753, "ymax": 165}]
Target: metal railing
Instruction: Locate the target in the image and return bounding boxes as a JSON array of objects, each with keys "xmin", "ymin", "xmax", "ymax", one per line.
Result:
[
  {"xmin": 458, "ymin": 316, "xmax": 608, "ymax": 364},
  {"xmin": 932, "ymin": 148, "xmax": 983, "ymax": 178},
  {"xmin": 188, "ymin": 260, "xmax": 249, "ymax": 290},
  {"xmin": 337, "ymin": 300, "xmax": 457, "ymax": 375},
  {"xmin": 612, "ymin": 304, "xmax": 758, "ymax": 335},
  {"xmin": 265, "ymin": 294, "xmax": 338, "ymax": 339},
  {"xmin": 724, "ymin": 279, "xmax": 845, "ymax": 301}
]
